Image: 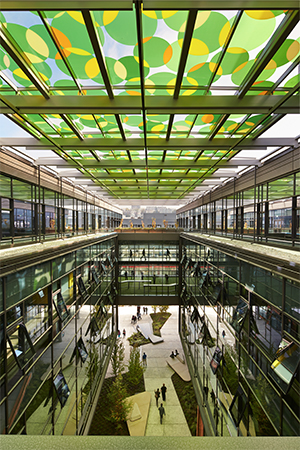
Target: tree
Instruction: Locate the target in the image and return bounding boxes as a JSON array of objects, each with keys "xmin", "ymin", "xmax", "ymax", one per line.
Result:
[
  {"xmin": 127, "ymin": 346, "xmax": 144, "ymax": 387},
  {"xmin": 111, "ymin": 339, "xmax": 125, "ymax": 378},
  {"xmin": 85, "ymin": 342, "xmax": 100, "ymax": 387},
  {"xmin": 152, "ymin": 305, "xmax": 159, "ymax": 313},
  {"xmin": 107, "ymin": 374, "xmax": 132, "ymax": 431}
]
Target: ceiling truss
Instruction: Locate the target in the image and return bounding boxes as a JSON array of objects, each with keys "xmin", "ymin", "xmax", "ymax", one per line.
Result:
[{"xmin": 0, "ymin": 1, "xmax": 299, "ymax": 201}]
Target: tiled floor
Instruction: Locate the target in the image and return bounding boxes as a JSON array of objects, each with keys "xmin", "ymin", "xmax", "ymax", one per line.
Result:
[{"xmin": 117, "ymin": 305, "xmax": 191, "ymax": 437}]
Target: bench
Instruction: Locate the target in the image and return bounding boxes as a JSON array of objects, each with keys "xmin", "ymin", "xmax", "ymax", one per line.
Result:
[
  {"xmin": 124, "ymin": 391, "xmax": 151, "ymax": 436},
  {"xmin": 166, "ymin": 356, "xmax": 191, "ymax": 381},
  {"xmin": 176, "ymin": 354, "xmax": 185, "ymax": 364}
]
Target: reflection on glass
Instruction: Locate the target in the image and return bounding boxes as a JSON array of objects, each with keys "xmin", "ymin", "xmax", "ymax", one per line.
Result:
[
  {"xmin": 77, "ymin": 276, "xmax": 88, "ymax": 297},
  {"xmin": 191, "ymin": 307, "xmax": 201, "ymax": 324},
  {"xmin": 229, "ymin": 386, "xmax": 247, "ymax": 427},
  {"xmin": 210, "ymin": 347, "xmax": 223, "ymax": 375},
  {"xmin": 85, "ymin": 317, "xmax": 99, "ymax": 337},
  {"xmin": 91, "ymin": 265, "xmax": 99, "ymax": 284},
  {"xmin": 209, "ymin": 282, "xmax": 223, "ymax": 305},
  {"xmin": 230, "ymin": 298, "xmax": 248, "ymax": 333},
  {"xmin": 199, "ymin": 322, "xmax": 214, "ymax": 348},
  {"xmin": 53, "ymin": 370, "xmax": 70, "ymax": 408},
  {"xmin": 69, "ymin": 337, "xmax": 88, "ymax": 364},
  {"xmin": 269, "ymin": 339, "xmax": 300, "ymax": 393},
  {"xmin": 53, "ymin": 292, "xmax": 69, "ymax": 322},
  {"xmin": 7, "ymin": 322, "xmax": 35, "ymax": 369}
]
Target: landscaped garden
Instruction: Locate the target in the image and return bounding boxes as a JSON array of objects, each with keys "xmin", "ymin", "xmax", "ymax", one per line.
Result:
[
  {"xmin": 128, "ymin": 309, "xmax": 171, "ymax": 346},
  {"xmin": 171, "ymin": 372, "xmax": 198, "ymax": 436}
]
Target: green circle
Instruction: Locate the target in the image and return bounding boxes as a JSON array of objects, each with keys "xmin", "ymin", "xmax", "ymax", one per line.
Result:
[
  {"xmin": 284, "ymin": 74, "xmax": 299, "ymax": 88},
  {"xmin": 229, "ymin": 13, "xmax": 276, "ymax": 52},
  {"xmin": 51, "ymin": 12, "xmax": 95, "ymax": 54},
  {"xmin": 187, "ymin": 63, "xmax": 220, "ymax": 86},
  {"xmin": 97, "ymin": 11, "xmax": 157, "ymax": 46},
  {"xmin": 179, "ymin": 12, "xmax": 229, "ymax": 54},
  {"xmin": 136, "ymin": 37, "xmax": 171, "ymax": 68},
  {"xmin": 123, "ymin": 115, "xmax": 143, "ymax": 127},
  {"xmin": 163, "ymin": 11, "xmax": 188, "ymax": 32},
  {"xmin": 119, "ymin": 55, "xmax": 149, "ymax": 80},
  {"xmin": 79, "ymin": 116, "xmax": 98, "ymax": 128},
  {"xmin": 145, "ymin": 72, "xmax": 176, "ymax": 95},
  {"xmin": 30, "ymin": 24, "xmax": 57, "ymax": 59},
  {"xmin": 105, "ymin": 57, "xmax": 123, "ymax": 84},
  {"xmin": 211, "ymin": 49, "xmax": 249, "ymax": 76},
  {"xmin": 231, "ymin": 60, "xmax": 255, "ymax": 86}
]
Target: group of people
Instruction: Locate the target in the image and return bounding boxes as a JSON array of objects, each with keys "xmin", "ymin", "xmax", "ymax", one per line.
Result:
[
  {"xmin": 154, "ymin": 384, "xmax": 167, "ymax": 424},
  {"xmin": 117, "ymin": 329, "xmax": 126, "ymax": 338},
  {"xmin": 131, "ymin": 314, "xmax": 141, "ymax": 323},
  {"xmin": 170, "ymin": 349, "xmax": 179, "ymax": 358}
]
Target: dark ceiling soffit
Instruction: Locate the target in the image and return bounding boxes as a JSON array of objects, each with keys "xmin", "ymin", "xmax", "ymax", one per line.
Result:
[
  {"xmin": 1, "ymin": 95, "xmax": 298, "ymax": 114},
  {"xmin": 1, "ymin": 1, "xmax": 299, "ymax": 10}
]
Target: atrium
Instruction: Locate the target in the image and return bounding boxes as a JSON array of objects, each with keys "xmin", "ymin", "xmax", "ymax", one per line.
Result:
[{"xmin": 0, "ymin": 1, "xmax": 299, "ymax": 448}]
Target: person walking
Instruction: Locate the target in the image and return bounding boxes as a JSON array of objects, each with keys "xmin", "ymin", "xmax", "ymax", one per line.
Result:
[
  {"xmin": 154, "ymin": 388, "xmax": 160, "ymax": 407},
  {"xmin": 123, "ymin": 328, "xmax": 126, "ymax": 338},
  {"xmin": 158, "ymin": 403, "xmax": 166, "ymax": 424},
  {"xmin": 142, "ymin": 352, "xmax": 147, "ymax": 367},
  {"xmin": 161, "ymin": 383, "xmax": 167, "ymax": 401},
  {"xmin": 222, "ymin": 330, "xmax": 226, "ymax": 339},
  {"xmin": 152, "ymin": 273, "xmax": 156, "ymax": 284},
  {"xmin": 124, "ymin": 270, "xmax": 128, "ymax": 280},
  {"xmin": 165, "ymin": 273, "xmax": 169, "ymax": 284}
]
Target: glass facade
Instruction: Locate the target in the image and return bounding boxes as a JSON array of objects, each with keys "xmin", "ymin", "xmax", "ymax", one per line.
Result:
[
  {"xmin": 0, "ymin": 236, "xmax": 118, "ymax": 435},
  {"xmin": 0, "ymin": 173, "xmax": 122, "ymax": 246},
  {"xmin": 177, "ymin": 172, "xmax": 299, "ymax": 247},
  {"xmin": 180, "ymin": 236, "xmax": 300, "ymax": 436},
  {"xmin": 118, "ymin": 241, "xmax": 179, "ymax": 296}
]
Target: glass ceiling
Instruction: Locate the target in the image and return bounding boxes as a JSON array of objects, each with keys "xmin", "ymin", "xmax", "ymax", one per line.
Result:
[{"xmin": 0, "ymin": 2, "xmax": 299, "ymax": 202}]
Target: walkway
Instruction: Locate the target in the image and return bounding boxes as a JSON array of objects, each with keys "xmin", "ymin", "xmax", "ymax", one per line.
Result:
[{"xmin": 115, "ymin": 305, "xmax": 191, "ymax": 437}]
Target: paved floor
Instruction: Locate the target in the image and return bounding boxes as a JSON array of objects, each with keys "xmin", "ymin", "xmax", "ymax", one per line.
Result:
[{"xmin": 114, "ymin": 305, "xmax": 191, "ymax": 437}]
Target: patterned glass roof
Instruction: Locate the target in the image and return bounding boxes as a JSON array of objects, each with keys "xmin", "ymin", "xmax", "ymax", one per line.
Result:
[{"xmin": 0, "ymin": 1, "xmax": 299, "ymax": 202}]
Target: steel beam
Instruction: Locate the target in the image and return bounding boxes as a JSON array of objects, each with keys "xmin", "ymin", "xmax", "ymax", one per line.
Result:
[
  {"xmin": 0, "ymin": 24, "xmax": 50, "ymax": 98},
  {"xmin": 0, "ymin": 137, "xmax": 296, "ymax": 149},
  {"xmin": 206, "ymin": 11, "xmax": 243, "ymax": 93},
  {"xmin": 34, "ymin": 158, "xmax": 263, "ymax": 168},
  {"xmin": 173, "ymin": 10, "xmax": 198, "ymax": 99},
  {"xmin": 0, "ymin": 1, "xmax": 133, "ymax": 9},
  {"xmin": 1, "ymin": 94, "xmax": 298, "ymax": 115},
  {"xmin": 82, "ymin": 10, "xmax": 114, "ymax": 99},
  {"xmin": 143, "ymin": 1, "xmax": 300, "ymax": 9},
  {"xmin": 58, "ymin": 171, "xmax": 235, "ymax": 179}
]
